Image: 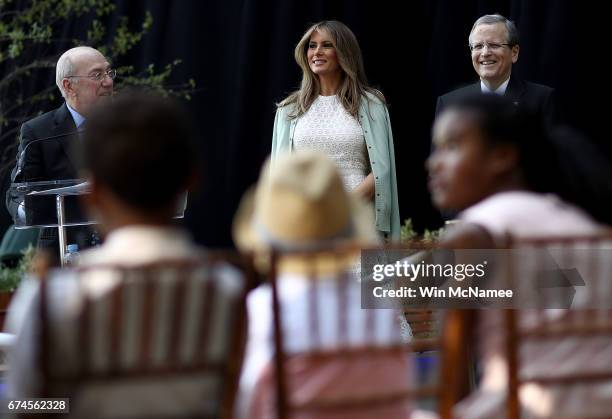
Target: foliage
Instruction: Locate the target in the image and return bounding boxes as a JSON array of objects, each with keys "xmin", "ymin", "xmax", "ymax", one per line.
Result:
[
  {"xmin": 0, "ymin": 244, "xmax": 35, "ymax": 292},
  {"xmin": 0, "ymin": 0, "xmax": 196, "ymax": 174},
  {"xmin": 400, "ymin": 218, "xmax": 444, "ymax": 244}
]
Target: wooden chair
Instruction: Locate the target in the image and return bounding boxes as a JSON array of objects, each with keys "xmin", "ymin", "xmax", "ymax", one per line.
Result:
[
  {"xmin": 404, "ymin": 309, "xmax": 440, "ymax": 339},
  {"xmin": 36, "ymin": 252, "xmax": 250, "ymax": 419},
  {"xmin": 504, "ymin": 233, "xmax": 612, "ymax": 419},
  {"xmin": 265, "ymin": 244, "xmax": 470, "ymax": 419}
]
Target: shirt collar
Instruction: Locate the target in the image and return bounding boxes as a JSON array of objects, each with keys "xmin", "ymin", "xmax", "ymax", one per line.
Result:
[
  {"xmin": 66, "ymin": 102, "xmax": 86, "ymax": 129},
  {"xmin": 480, "ymin": 77, "xmax": 510, "ymax": 95}
]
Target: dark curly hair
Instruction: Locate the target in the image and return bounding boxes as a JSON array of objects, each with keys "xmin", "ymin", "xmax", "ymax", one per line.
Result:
[
  {"xmin": 83, "ymin": 92, "xmax": 197, "ymax": 212},
  {"xmin": 446, "ymin": 93, "xmax": 612, "ymax": 225}
]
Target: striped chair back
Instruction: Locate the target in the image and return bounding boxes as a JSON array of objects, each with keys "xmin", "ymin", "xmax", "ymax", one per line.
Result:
[
  {"xmin": 266, "ymin": 244, "xmax": 466, "ymax": 419},
  {"xmin": 504, "ymin": 232, "xmax": 612, "ymax": 419},
  {"xmin": 38, "ymin": 253, "xmax": 249, "ymax": 419}
]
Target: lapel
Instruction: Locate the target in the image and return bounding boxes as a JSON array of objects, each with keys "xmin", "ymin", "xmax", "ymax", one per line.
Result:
[
  {"xmin": 52, "ymin": 103, "xmax": 80, "ymax": 173},
  {"xmin": 468, "ymin": 82, "xmax": 482, "ymax": 95},
  {"xmin": 503, "ymin": 75, "xmax": 526, "ymax": 106}
]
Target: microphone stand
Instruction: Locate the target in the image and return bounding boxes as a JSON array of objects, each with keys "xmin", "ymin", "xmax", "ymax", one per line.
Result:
[{"xmin": 13, "ymin": 130, "xmax": 82, "ymax": 179}]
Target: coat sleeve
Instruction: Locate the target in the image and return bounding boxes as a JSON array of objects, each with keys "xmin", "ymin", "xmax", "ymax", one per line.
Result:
[
  {"xmin": 382, "ymin": 106, "xmax": 401, "ymax": 240},
  {"xmin": 542, "ymin": 88, "xmax": 560, "ymax": 129},
  {"xmin": 270, "ymin": 106, "xmax": 292, "ymax": 164},
  {"xmin": 5, "ymin": 123, "xmax": 41, "ymax": 219}
]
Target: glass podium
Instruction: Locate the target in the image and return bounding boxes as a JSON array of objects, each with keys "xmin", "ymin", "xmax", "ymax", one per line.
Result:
[{"xmin": 9, "ymin": 179, "xmax": 187, "ymax": 266}]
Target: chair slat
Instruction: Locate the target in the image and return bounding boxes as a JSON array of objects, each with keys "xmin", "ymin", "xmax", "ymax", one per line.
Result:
[
  {"xmin": 38, "ymin": 254, "xmax": 249, "ymax": 419},
  {"xmin": 505, "ymin": 233, "xmax": 612, "ymax": 419},
  {"xmin": 269, "ymin": 244, "xmax": 467, "ymax": 419}
]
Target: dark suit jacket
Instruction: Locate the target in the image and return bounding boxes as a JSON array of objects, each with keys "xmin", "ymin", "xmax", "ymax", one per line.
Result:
[
  {"xmin": 435, "ymin": 75, "xmax": 559, "ymax": 128},
  {"xmin": 5, "ymin": 103, "xmax": 94, "ymax": 259},
  {"xmin": 433, "ymin": 75, "xmax": 559, "ymax": 221}
]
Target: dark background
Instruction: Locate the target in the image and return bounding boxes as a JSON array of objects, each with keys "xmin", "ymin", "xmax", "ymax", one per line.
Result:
[{"xmin": 1, "ymin": 0, "xmax": 607, "ymax": 247}]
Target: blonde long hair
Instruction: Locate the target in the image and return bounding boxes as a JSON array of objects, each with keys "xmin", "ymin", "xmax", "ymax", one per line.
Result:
[{"xmin": 278, "ymin": 21, "xmax": 385, "ymax": 118}]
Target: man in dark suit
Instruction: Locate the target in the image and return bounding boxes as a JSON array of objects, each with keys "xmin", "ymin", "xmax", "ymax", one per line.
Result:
[
  {"xmin": 436, "ymin": 14, "xmax": 558, "ymax": 127},
  {"xmin": 5, "ymin": 46, "xmax": 115, "ymax": 261}
]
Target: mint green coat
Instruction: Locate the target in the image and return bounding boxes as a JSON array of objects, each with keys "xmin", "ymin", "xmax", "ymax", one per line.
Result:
[{"xmin": 271, "ymin": 92, "xmax": 400, "ymax": 240}]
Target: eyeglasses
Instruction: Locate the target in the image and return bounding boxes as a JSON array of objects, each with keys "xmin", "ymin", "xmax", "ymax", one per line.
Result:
[
  {"xmin": 469, "ymin": 42, "xmax": 513, "ymax": 52},
  {"xmin": 68, "ymin": 69, "xmax": 117, "ymax": 81}
]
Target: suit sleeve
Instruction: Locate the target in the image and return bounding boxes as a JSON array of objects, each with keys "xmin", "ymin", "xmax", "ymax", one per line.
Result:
[
  {"xmin": 542, "ymin": 88, "xmax": 561, "ymax": 128},
  {"xmin": 5, "ymin": 123, "xmax": 43, "ymax": 219}
]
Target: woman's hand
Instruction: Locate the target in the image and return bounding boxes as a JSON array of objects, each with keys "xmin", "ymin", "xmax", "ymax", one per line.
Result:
[{"xmin": 352, "ymin": 173, "xmax": 375, "ymax": 201}]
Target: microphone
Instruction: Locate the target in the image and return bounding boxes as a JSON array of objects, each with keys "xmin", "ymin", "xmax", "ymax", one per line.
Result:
[{"xmin": 13, "ymin": 130, "xmax": 84, "ymax": 181}]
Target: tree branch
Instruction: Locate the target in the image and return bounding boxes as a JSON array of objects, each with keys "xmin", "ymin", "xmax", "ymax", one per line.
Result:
[{"xmin": 0, "ymin": 59, "xmax": 56, "ymax": 91}]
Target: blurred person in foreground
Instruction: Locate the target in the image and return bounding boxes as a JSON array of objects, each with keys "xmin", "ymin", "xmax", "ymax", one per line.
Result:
[
  {"xmin": 4, "ymin": 93, "xmax": 244, "ymax": 417},
  {"xmin": 233, "ymin": 151, "xmax": 415, "ymax": 419},
  {"xmin": 428, "ymin": 93, "xmax": 612, "ymax": 418}
]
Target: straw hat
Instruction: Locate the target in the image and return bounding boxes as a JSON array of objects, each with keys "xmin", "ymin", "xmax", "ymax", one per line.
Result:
[{"xmin": 233, "ymin": 151, "xmax": 378, "ymax": 272}]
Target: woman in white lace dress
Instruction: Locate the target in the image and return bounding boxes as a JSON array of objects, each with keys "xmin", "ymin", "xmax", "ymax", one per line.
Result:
[{"xmin": 271, "ymin": 21, "xmax": 400, "ymax": 240}]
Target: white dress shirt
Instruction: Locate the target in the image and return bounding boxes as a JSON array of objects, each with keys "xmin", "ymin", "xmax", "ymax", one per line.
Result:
[{"xmin": 480, "ymin": 77, "xmax": 510, "ymax": 95}]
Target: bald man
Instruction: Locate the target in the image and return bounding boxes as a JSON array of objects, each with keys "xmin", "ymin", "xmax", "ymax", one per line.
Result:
[{"xmin": 6, "ymin": 46, "xmax": 115, "ymax": 259}]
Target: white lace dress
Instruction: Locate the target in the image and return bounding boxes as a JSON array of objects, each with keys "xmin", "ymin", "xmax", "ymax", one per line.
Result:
[{"xmin": 293, "ymin": 95, "xmax": 368, "ymax": 191}]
